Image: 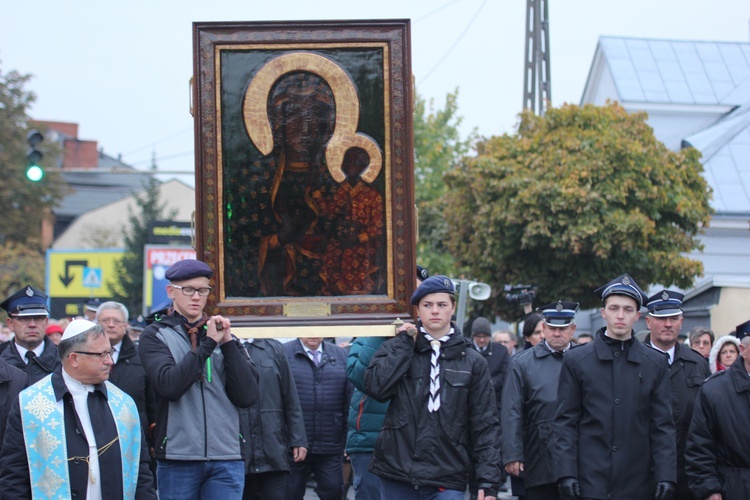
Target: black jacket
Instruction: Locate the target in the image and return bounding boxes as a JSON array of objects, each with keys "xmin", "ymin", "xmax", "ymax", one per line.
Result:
[
  {"xmin": 685, "ymin": 357, "xmax": 750, "ymax": 500},
  {"xmin": 554, "ymin": 329, "xmax": 676, "ymax": 499},
  {"xmin": 365, "ymin": 325, "xmax": 502, "ymax": 493},
  {"xmin": 139, "ymin": 314, "xmax": 259, "ymax": 461},
  {"xmin": 109, "ymin": 335, "xmax": 156, "ymax": 436},
  {"xmin": 502, "ymin": 341, "xmax": 565, "ymax": 488},
  {"xmin": 471, "ymin": 341, "xmax": 510, "ymax": 418},
  {"xmin": 284, "ymin": 340, "xmax": 352, "ymax": 455},
  {"xmin": 0, "ymin": 336, "xmax": 61, "ymax": 384},
  {"xmin": 0, "ymin": 368, "xmax": 156, "ymax": 499},
  {"xmin": 644, "ymin": 335, "xmax": 710, "ymax": 498},
  {"xmin": 240, "ymin": 338, "xmax": 307, "ymax": 474},
  {"xmin": 0, "ymin": 359, "xmax": 28, "ymax": 454}
]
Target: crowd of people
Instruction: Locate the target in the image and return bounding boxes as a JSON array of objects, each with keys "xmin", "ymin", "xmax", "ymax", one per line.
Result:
[{"xmin": 0, "ymin": 261, "xmax": 748, "ymax": 500}]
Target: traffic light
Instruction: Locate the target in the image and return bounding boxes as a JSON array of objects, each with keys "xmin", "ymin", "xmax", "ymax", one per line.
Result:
[{"xmin": 26, "ymin": 129, "xmax": 45, "ymax": 182}]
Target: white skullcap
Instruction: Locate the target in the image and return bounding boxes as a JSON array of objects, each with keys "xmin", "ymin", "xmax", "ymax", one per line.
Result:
[{"xmin": 61, "ymin": 319, "xmax": 98, "ymax": 342}]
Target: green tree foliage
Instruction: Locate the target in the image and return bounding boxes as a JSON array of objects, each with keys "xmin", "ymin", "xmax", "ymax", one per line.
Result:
[
  {"xmin": 413, "ymin": 89, "xmax": 477, "ymax": 275},
  {"xmin": 109, "ymin": 161, "xmax": 176, "ymax": 314},
  {"xmin": 444, "ymin": 103, "xmax": 713, "ymax": 318},
  {"xmin": 0, "ymin": 62, "xmax": 63, "ymax": 245}
]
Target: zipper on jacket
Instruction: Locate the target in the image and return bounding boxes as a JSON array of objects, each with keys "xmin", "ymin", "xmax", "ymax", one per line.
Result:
[
  {"xmin": 356, "ymin": 395, "xmax": 367, "ymax": 431},
  {"xmin": 201, "ymin": 379, "xmax": 208, "ymax": 458}
]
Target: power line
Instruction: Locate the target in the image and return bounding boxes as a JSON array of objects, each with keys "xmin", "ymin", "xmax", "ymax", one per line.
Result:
[
  {"xmin": 122, "ymin": 127, "xmax": 193, "ymax": 156},
  {"xmin": 413, "ymin": 0, "xmax": 463, "ymax": 23},
  {"xmin": 130, "ymin": 150, "xmax": 194, "ymax": 167},
  {"xmin": 417, "ymin": 0, "xmax": 490, "ymax": 85}
]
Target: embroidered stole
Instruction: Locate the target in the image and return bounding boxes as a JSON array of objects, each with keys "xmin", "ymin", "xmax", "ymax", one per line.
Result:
[{"xmin": 19, "ymin": 375, "xmax": 141, "ymax": 499}]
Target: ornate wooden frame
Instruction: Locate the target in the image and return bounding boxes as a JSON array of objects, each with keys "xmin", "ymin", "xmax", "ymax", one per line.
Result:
[{"xmin": 192, "ymin": 20, "xmax": 415, "ymax": 336}]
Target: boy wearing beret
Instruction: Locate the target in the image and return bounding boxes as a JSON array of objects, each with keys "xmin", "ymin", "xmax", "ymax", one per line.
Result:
[
  {"xmin": 365, "ymin": 275, "xmax": 502, "ymax": 499},
  {"xmin": 138, "ymin": 259, "xmax": 259, "ymax": 499}
]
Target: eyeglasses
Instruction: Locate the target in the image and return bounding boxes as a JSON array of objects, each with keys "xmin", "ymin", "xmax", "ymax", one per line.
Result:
[
  {"xmin": 73, "ymin": 349, "xmax": 116, "ymax": 360},
  {"xmin": 99, "ymin": 318, "xmax": 125, "ymax": 326},
  {"xmin": 10, "ymin": 315, "xmax": 47, "ymax": 323},
  {"xmin": 170, "ymin": 285, "xmax": 212, "ymax": 297}
]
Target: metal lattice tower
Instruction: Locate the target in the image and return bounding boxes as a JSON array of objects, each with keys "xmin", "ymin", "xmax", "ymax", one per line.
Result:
[{"xmin": 523, "ymin": 0, "xmax": 551, "ymax": 115}]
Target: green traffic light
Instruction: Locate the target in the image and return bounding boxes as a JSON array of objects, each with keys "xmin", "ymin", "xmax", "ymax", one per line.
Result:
[{"xmin": 26, "ymin": 164, "xmax": 45, "ymax": 182}]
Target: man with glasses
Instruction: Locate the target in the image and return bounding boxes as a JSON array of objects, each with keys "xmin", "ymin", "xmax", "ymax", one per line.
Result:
[
  {"xmin": 139, "ymin": 259, "xmax": 259, "ymax": 499},
  {"xmin": 0, "ymin": 319, "xmax": 157, "ymax": 498},
  {"xmin": 643, "ymin": 290, "xmax": 709, "ymax": 500},
  {"xmin": 97, "ymin": 301, "xmax": 156, "ymax": 461},
  {"xmin": 0, "ymin": 285, "xmax": 61, "ymax": 383}
]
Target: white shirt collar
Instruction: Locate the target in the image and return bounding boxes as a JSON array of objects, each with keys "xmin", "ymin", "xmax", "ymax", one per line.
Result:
[{"xmin": 14, "ymin": 341, "xmax": 44, "ymax": 363}]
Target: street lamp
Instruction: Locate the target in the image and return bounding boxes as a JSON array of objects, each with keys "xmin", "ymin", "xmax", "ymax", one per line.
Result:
[{"xmin": 451, "ymin": 279, "xmax": 492, "ymax": 333}]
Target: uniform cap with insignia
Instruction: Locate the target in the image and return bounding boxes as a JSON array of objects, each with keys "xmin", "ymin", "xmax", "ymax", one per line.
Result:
[
  {"xmin": 537, "ymin": 300, "xmax": 579, "ymax": 327},
  {"xmin": 646, "ymin": 289, "xmax": 684, "ymax": 317},
  {"xmin": 416, "ymin": 265, "xmax": 429, "ymax": 282},
  {"xmin": 594, "ymin": 273, "xmax": 647, "ymax": 309},
  {"xmin": 0, "ymin": 285, "xmax": 50, "ymax": 317},
  {"xmin": 411, "ymin": 275, "xmax": 455, "ymax": 305},
  {"xmin": 84, "ymin": 297, "xmax": 103, "ymax": 312},
  {"xmin": 735, "ymin": 319, "xmax": 750, "ymax": 341}
]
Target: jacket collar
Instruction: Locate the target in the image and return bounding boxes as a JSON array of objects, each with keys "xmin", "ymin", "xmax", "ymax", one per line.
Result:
[
  {"xmin": 728, "ymin": 357, "xmax": 750, "ymax": 394},
  {"xmin": 51, "ymin": 366, "xmax": 109, "ymax": 402},
  {"xmin": 594, "ymin": 328, "xmax": 642, "ymax": 363},
  {"xmin": 116, "ymin": 335, "xmax": 136, "ymax": 362}
]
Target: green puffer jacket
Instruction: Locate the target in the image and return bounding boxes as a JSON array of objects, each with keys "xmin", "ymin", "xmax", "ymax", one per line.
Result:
[{"xmin": 346, "ymin": 336, "xmax": 389, "ymax": 453}]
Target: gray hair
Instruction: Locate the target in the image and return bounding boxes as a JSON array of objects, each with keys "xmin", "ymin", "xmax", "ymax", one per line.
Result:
[
  {"xmin": 96, "ymin": 301, "xmax": 129, "ymax": 323},
  {"xmin": 688, "ymin": 326, "xmax": 715, "ymax": 345},
  {"xmin": 58, "ymin": 324, "xmax": 107, "ymax": 359}
]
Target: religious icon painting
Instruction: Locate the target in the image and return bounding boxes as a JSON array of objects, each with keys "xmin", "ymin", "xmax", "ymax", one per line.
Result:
[{"xmin": 192, "ymin": 20, "xmax": 416, "ymax": 336}]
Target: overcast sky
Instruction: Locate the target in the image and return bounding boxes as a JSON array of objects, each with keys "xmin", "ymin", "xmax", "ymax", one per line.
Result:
[{"xmin": 1, "ymin": 0, "xmax": 748, "ymax": 180}]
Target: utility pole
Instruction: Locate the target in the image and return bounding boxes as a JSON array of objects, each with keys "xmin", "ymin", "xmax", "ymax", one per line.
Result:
[{"xmin": 523, "ymin": 0, "xmax": 552, "ymax": 115}]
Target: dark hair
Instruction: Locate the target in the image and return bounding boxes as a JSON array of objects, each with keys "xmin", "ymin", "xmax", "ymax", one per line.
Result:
[{"xmin": 522, "ymin": 312, "xmax": 544, "ymax": 338}]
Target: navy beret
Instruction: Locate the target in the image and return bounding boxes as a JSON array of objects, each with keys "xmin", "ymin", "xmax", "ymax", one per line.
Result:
[
  {"xmin": 646, "ymin": 290, "xmax": 684, "ymax": 317},
  {"xmin": 0, "ymin": 285, "xmax": 49, "ymax": 317},
  {"xmin": 594, "ymin": 273, "xmax": 647, "ymax": 309},
  {"xmin": 411, "ymin": 275, "xmax": 455, "ymax": 305},
  {"xmin": 165, "ymin": 259, "xmax": 214, "ymax": 282},
  {"xmin": 471, "ymin": 317, "xmax": 492, "ymax": 336}
]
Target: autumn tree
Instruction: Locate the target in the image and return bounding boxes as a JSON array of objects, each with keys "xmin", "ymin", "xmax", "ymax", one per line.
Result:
[
  {"xmin": 0, "ymin": 61, "xmax": 63, "ymax": 299},
  {"xmin": 444, "ymin": 103, "xmax": 713, "ymax": 319},
  {"xmin": 413, "ymin": 89, "xmax": 477, "ymax": 275}
]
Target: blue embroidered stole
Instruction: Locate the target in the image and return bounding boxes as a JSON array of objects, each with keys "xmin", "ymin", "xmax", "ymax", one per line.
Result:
[{"xmin": 19, "ymin": 375, "xmax": 141, "ymax": 499}]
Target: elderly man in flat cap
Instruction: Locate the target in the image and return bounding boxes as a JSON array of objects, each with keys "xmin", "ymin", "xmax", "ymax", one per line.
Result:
[
  {"xmin": 502, "ymin": 300, "xmax": 578, "ymax": 500},
  {"xmin": 0, "ymin": 319, "xmax": 156, "ymax": 499},
  {"xmin": 138, "ymin": 259, "xmax": 259, "ymax": 499},
  {"xmin": 643, "ymin": 290, "xmax": 709, "ymax": 500},
  {"xmin": 365, "ymin": 275, "xmax": 502, "ymax": 500},
  {"xmin": 554, "ymin": 274, "xmax": 676, "ymax": 500},
  {"xmin": 0, "ymin": 285, "xmax": 61, "ymax": 384}
]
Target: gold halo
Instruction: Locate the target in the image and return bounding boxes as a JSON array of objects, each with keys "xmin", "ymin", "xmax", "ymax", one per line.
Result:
[{"xmin": 243, "ymin": 52, "xmax": 383, "ymax": 183}]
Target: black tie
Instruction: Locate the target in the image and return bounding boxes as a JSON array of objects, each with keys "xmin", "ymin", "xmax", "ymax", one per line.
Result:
[
  {"xmin": 25, "ymin": 351, "xmax": 36, "ymax": 364},
  {"xmin": 552, "ymin": 350, "xmax": 564, "ymax": 360}
]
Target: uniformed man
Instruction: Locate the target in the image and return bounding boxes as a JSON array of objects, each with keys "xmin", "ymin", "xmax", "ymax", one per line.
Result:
[
  {"xmin": 0, "ymin": 285, "xmax": 62, "ymax": 384},
  {"xmin": 83, "ymin": 298, "xmax": 103, "ymax": 321},
  {"xmin": 503, "ymin": 301, "xmax": 578, "ymax": 500},
  {"xmin": 554, "ymin": 274, "xmax": 676, "ymax": 500},
  {"xmin": 644, "ymin": 290, "xmax": 710, "ymax": 500}
]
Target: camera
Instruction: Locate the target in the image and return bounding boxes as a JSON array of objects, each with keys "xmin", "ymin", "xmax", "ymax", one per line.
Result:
[{"xmin": 504, "ymin": 284, "xmax": 537, "ymax": 306}]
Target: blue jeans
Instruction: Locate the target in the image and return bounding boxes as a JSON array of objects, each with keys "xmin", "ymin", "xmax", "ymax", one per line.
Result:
[
  {"xmin": 349, "ymin": 452, "xmax": 385, "ymax": 500},
  {"xmin": 157, "ymin": 459, "xmax": 245, "ymax": 499},
  {"xmin": 381, "ymin": 478, "xmax": 465, "ymax": 500}
]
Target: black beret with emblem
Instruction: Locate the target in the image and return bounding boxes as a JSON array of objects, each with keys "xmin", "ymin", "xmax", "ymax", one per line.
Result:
[
  {"xmin": 411, "ymin": 275, "xmax": 455, "ymax": 305},
  {"xmin": 594, "ymin": 273, "xmax": 647, "ymax": 309},
  {"xmin": 0, "ymin": 285, "xmax": 50, "ymax": 317},
  {"xmin": 646, "ymin": 289, "xmax": 684, "ymax": 317},
  {"xmin": 538, "ymin": 300, "xmax": 579, "ymax": 327},
  {"xmin": 416, "ymin": 265, "xmax": 429, "ymax": 282}
]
